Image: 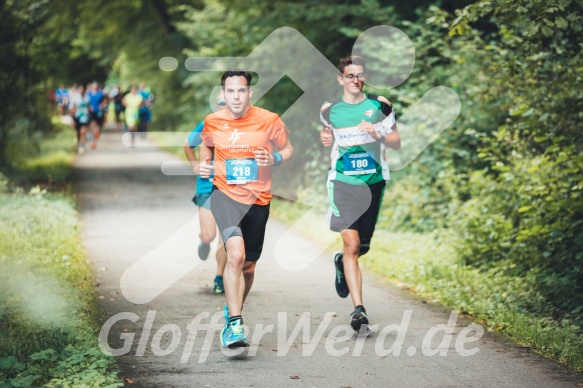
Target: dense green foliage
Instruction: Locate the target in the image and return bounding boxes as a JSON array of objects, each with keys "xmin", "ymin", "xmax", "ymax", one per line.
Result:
[
  {"xmin": 391, "ymin": 1, "xmax": 583, "ymax": 325},
  {"xmin": 1, "ymin": 0, "xmax": 581, "ymax": 370},
  {"xmin": 447, "ymin": 0, "xmax": 583, "ymax": 322}
]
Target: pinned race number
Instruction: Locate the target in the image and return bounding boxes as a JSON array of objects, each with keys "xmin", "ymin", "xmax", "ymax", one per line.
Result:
[
  {"xmin": 342, "ymin": 151, "xmax": 376, "ymax": 175},
  {"xmin": 226, "ymin": 158, "xmax": 258, "ymax": 184}
]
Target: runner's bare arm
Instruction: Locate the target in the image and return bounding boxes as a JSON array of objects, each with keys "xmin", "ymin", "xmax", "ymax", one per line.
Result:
[
  {"xmin": 198, "ymin": 144, "xmax": 214, "ymax": 178},
  {"xmin": 383, "ymin": 126, "xmax": 401, "ymax": 150},
  {"xmin": 254, "ymin": 138, "xmax": 294, "ymax": 166},
  {"xmin": 320, "ymin": 126, "xmax": 333, "ymax": 147},
  {"xmin": 183, "ymin": 140, "xmax": 199, "ymax": 174},
  {"xmin": 358, "ymin": 120, "xmax": 401, "ymax": 150},
  {"xmin": 274, "ymin": 138, "xmax": 294, "ymax": 165}
]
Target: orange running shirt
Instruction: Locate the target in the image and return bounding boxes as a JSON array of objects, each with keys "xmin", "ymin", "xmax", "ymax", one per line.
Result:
[{"xmin": 201, "ymin": 106, "xmax": 289, "ymax": 205}]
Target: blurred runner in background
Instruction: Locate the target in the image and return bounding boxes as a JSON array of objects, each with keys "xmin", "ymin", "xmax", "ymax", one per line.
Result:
[{"xmin": 184, "ymin": 95, "xmax": 228, "ymax": 294}]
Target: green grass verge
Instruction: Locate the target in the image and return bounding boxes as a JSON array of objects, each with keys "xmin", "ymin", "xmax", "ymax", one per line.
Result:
[
  {"xmin": 270, "ymin": 197, "xmax": 583, "ymax": 371},
  {"xmin": 6, "ymin": 117, "xmax": 76, "ymax": 188},
  {"xmin": 0, "ymin": 120, "xmax": 123, "ymax": 386}
]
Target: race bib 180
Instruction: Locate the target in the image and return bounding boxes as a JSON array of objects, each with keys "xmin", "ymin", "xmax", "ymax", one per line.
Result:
[
  {"xmin": 226, "ymin": 158, "xmax": 258, "ymax": 184},
  {"xmin": 342, "ymin": 151, "xmax": 376, "ymax": 175}
]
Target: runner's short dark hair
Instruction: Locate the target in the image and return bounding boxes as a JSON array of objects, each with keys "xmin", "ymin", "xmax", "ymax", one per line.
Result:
[
  {"xmin": 221, "ymin": 70, "xmax": 252, "ymax": 88},
  {"xmin": 338, "ymin": 56, "xmax": 367, "ymax": 74}
]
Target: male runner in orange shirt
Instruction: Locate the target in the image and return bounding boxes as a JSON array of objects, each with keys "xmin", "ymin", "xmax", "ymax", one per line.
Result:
[{"xmin": 198, "ymin": 70, "xmax": 294, "ymax": 348}]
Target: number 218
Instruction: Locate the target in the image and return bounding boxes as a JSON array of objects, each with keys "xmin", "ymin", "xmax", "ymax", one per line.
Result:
[{"xmin": 233, "ymin": 167, "xmax": 252, "ymax": 176}]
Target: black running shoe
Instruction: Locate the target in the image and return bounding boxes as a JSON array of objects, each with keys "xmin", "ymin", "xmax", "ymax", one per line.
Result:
[
  {"xmin": 198, "ymin": 242, "xmax": 210, "ymax": 261},
  {"xmin": 350, "ymin": 305, "xmax": 369, "ymax": 332},
  {"xmin": 334, "ymin": 252, "xmax": 349, "ymax": 298}
]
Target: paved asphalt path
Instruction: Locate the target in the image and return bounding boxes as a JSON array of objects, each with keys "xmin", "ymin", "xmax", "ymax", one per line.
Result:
[{"xmin": 74, "ymin": 127, "xmax": 581, "ymax": 387}]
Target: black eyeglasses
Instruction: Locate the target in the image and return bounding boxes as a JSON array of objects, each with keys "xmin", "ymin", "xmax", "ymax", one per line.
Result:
[{"xmin": 343, "ymin": 73, "xmax": 366, "ymax": 81}]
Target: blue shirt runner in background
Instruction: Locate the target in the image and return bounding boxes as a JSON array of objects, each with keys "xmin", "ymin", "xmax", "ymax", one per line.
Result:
[{"xmin": 187, "ymin": 121, "xmax": 214, "ymax": 194}]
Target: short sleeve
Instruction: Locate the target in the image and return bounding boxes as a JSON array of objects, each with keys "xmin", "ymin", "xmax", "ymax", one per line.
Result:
[
  {"xmin": 187, "ymin": 121, "xmax": 205, "ymax": 148},
  {"xmin": 200, "ymin": 117, "xmax": 215, "ymax": 147},
  {"xmin": 270, "ymin": 117, "xmax": 290, "ymax": 149}
]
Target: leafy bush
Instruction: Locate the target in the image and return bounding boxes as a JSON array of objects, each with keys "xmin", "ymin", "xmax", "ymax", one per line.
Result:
[{"xmin": 449, "ymin": 151, "xmax": 583, "ymax": 321}]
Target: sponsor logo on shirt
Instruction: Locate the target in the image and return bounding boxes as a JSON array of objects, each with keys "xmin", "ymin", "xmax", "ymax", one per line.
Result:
[
  {"xmin": 228, "ymin": 128, "xmax": 242, "ymax": 144},
  {"xmin": 338, "ymin": 133, "xmax": 367, "ymax": 140}
]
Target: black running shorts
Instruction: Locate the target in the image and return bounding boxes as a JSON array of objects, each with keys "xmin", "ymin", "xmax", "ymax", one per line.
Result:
[
  {"xmin": 74, "ymin": 118, "xmax": 88, "ymax": 131},
  {"xmin": 327, "ymin": 179, "xmax": 386, "ymax": 246},
  {"xmin": 89, "ymin": 111, "xmax": 104, "ymax": 126},
  {"xmin": 210, "ymin": 187, "xmax": 270, "ymax": 262}
]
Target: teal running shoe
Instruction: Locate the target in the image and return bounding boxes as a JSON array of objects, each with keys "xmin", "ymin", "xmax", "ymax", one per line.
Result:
[
  {"xmin": 220, "ymin": 305, "xmax": 229, "ymax": 344},
  {"xmin": 213, "ymin": 275, "xmax": 224, "ymax": 294},
  {"xmin": 220, "ymin": 318, "xmax": 249, "ymax": 349}
]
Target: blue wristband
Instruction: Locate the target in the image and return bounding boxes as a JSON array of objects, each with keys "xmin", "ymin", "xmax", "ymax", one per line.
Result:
[
  {"xmin": 272, "ymin": 152, "xmax": 283, "ymax": 166},
  {"xmin": 378, "ymin": 134, "xmax": 386, "ymax": 143}
]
